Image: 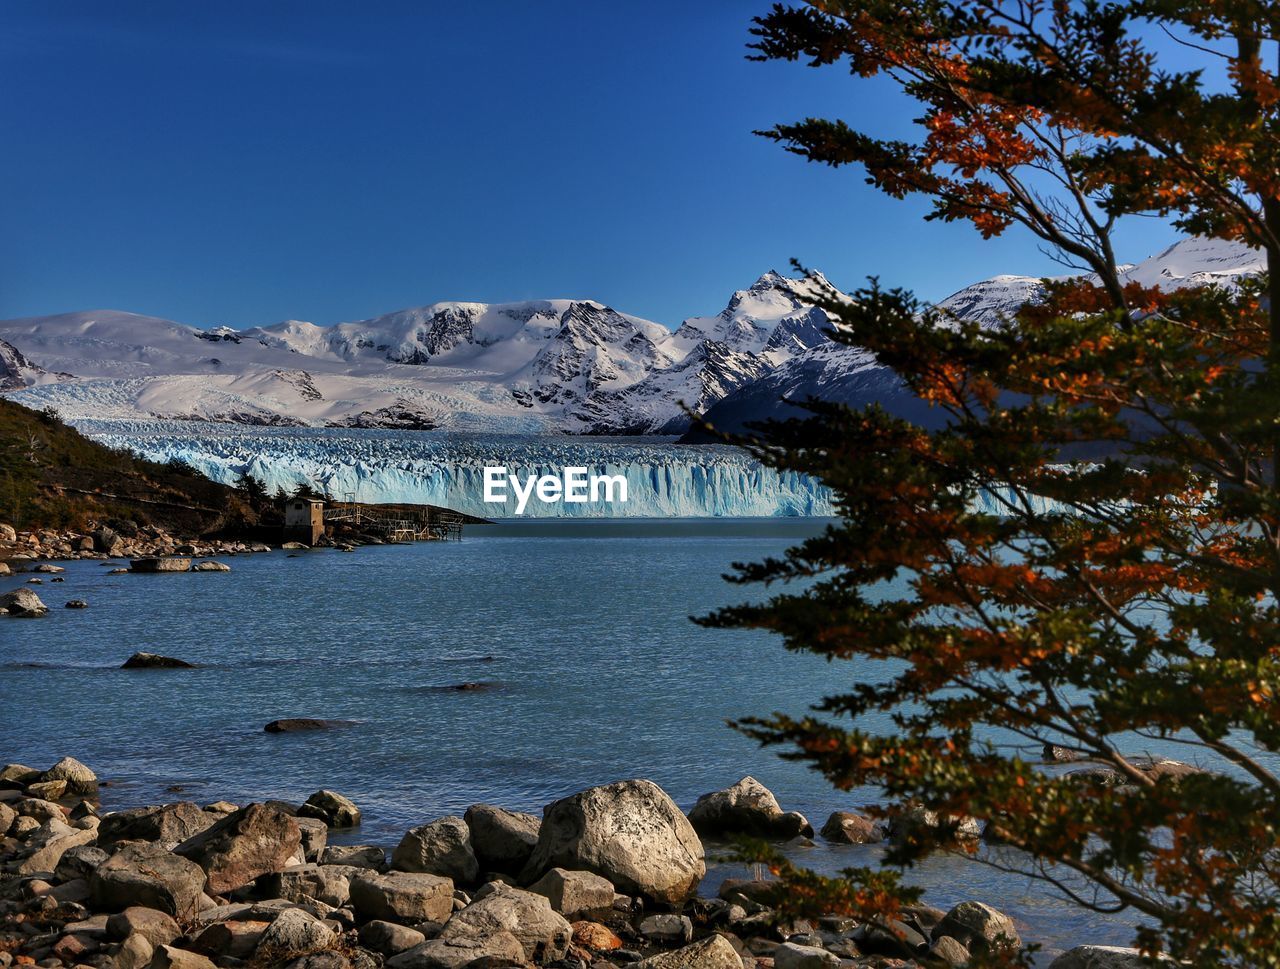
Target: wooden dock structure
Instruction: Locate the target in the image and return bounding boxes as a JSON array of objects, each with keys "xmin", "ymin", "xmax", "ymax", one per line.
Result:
[{"xmin": 321, "ymin": 500, "xmax": 484, "ymax": 542}]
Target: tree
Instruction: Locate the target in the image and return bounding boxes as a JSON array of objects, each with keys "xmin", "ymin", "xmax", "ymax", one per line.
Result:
[{"xmin": 706, "ymin": 3, "xmax": 1280, "ymax": 964}]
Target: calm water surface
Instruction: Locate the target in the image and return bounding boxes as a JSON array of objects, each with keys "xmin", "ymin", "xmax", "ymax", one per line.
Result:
[{"xmin": 1, "ymin": 519, "xmax": 1135, "ymax": 960}]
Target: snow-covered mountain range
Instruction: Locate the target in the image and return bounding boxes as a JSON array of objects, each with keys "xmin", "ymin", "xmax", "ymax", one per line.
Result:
[{"xmin": 0, "ymin": 237, "xmax": 1265, "ymax": 435}]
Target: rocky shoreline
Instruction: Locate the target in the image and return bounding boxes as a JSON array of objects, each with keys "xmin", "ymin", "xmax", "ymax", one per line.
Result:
[{"xmin": 0, "ymin": 759, "xmax": 1151, "ymax": 969}]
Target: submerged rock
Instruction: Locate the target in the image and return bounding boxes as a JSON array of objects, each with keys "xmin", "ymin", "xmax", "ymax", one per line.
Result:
[
  {"xmin": 819, "ymin": 810, "xmax": 884, "ymax": 844},
  {"xmin": 264, "ymin": 718, "xmax": 355, "ymax": 732},
  {"xmin": 193, "ymin": 560, "xmax": 232, "ymax": 571},
  {"xmin": 2, "ymin": 587, "xmax": 48, "ymax": 616},
  {"xmin": 130, "ymin": 557, "xmax": 192, "ymax": 573},
  {"xmin": 121, "ymin": 652, "xmax": 195, "ymax": 669}
]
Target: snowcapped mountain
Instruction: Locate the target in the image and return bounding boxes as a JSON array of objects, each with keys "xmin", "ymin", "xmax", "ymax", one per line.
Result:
[
  {"xmin": 0, "ymin": 271, "xmax": 833, "ymax": 434},
  {"xmin": 0, "ymin": 237, "xmax": 1264, "ymax": 436}
]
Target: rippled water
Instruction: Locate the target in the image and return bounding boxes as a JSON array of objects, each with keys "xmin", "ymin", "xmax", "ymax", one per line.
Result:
[{"xmin": 1, "ymin": 519, "xmax": 1136, "ymax": 961}]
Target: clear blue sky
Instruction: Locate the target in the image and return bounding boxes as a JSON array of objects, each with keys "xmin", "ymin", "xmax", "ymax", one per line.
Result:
[{"xmin": 0, "ymin": 1, "xmax": 1181, "ymax": 329}]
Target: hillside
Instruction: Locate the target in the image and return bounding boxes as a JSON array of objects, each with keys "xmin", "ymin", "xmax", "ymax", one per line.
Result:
[{"xmin": 0, "ymin": 398, "xmax": 254, "ymax": 533}]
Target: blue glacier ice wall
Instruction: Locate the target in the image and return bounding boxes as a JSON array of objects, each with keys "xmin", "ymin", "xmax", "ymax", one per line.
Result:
[{"xmin": 76, "ymin": 421, "xmax": 835, "ymax": 518}]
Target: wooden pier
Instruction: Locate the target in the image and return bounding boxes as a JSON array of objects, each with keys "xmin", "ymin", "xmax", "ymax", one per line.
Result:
[{"xmin": 320, "ymin": 500, "xmax": 483, "ymax": 542}]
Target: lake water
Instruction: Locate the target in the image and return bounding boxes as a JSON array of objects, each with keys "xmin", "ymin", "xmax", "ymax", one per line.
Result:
[{"xmin": 1, "ymin": 519, "xmax": 1136, "ymax": 960}]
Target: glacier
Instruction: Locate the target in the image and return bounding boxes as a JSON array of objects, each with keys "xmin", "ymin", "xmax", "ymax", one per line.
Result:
[{"xmin": 75, "ymin": 421, "xmax": 835, "ymax": 518}]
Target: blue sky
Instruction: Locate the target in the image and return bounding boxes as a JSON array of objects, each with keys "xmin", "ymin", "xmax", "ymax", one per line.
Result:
[{"xmin": 0, "ymin": 1, "xmax": 1182, "ymax": 329}]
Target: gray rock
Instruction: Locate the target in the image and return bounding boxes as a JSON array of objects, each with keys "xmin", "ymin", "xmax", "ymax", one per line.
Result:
[
  {"xmin": 526, "ymin": 867, "xmax": 615, "ymax": 919},
  {"xmin": 1, "ymin": 588, "xmax": 48, "ymax": 616},
  {"xmin": 0, "ymin": 763, "xmax": 41, "ymax": 788},
  {"xmin": 99, "ymin": 802, "xmax": 219, "ymax": 851},
  {"xmin": 688, "ymin": 776, "xmax": 813, "ymax": 838},
  {"xmin": 299, "ymin": 790, "xmax": 362, "ymax": 828},
  {"xmin": 150, "ymin": 943, "xmax": 218, "ymax": 969},
  {"xmin": 16, "ymin": 822, "xmax": 96, "ymax": 875},
  {"xmin": 819, "ymin": 811, "xmax": 884, "ymax": 844},
  {"xmin": 0, "ymin": 801, "xmax": 16, "ymax": 836},
  {"xmin": 175, "ymin": 802, "xmax": 303, "ymax": 894},
  {"xmin": 15, "ymin": 796, "xmax": 64, "ymax": 823},
  {"xmin": 121, "ymin": 653, "xmax": 196, "ymax": 670},
  {"xmin": 437, "ymin": 881, "xmax": 571, "ymax": 964},
  {"xmin": 106, "ymin": 907, "xmax": 182, "ymax": 946},
  {"xmin": 386, "ymin": 932, "xmax": 526, "ymax": 969},
  {"xmin": 349, "ymin": 871, "xmax": 455, "ymax": 924},
  {"xmin": 637, "ymin": 913, "xmax": 693, "ymax": 946},
  {"xmin": 321, "ymin": 845, "xmax": 384, "ymax": 869},
  {"xmin": 359, "ymin": 920, "xmax": 426, "ymax": 957},
  {"xmin": 929, "ymin": 935, "xmax": 971, "ymax": 966},
  {"xmin": 190, "ymin": 920, "xmax": 270, "ymax": 959},
  {"xmin": 933, "ymin": 900, "xmax": 1021, "ymax": 952},
  {"xmin": 1047, "ymin": 945, "xmax": 1171, "ymax": 968},
  {"xmin": 773, "ymin": 941, "xmax": 840, "ymax": 969},
  {"xmin": 39, "ymin": 756, "xmax": 97, "ymax": 794},
  {"xmin": 632, "ymin": 934, "xmax": 744, "ymax": 968},
  {"xmin": 90, "ymin": 843, "xmax": 207, "ymax": 918},
  {"xmin": 260, "ymin": 864, "xmax": 352, "ymax": 907},
  {"xmin": 521, "ymin": 779, "xmax": 705, "ymax": 905},
  {"xmin": 114, "ymin": 931, "xmax": 154, "ymax": 969},
  {"xmin": 392, "ymin": 817, "xmax": 479, "ymax": 885},
  {"xmin": 256, "ymin": 907, "xmax": 336, "ymax": 956},
  {"xmin": 295, "ymin": 816, "xmax": 329, "ymax": 862},
  {"xmin": 463, "ymin": 803, "xmax": 540, "ymax": 875},
  {"xmin": 192, "ymin": 561, "xmax": 231, "ymax": 572},
  {"xmin": 129, "ymin": 557, "xmax": 192, "ymax": 573}
]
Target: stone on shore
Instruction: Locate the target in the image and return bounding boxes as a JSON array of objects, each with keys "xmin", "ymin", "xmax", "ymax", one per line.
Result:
[
  {"xmin": 349, "ymin": 871, "xmax": 455, "ymax": 924},
  {"xmin": 16, "ymin": 821, "xmax": 96, "ymax": 874},
  {"xmin": 774, "ymin": 941, "xmax": 841, "ymax": 968},
  {"xmin": 521, "ymin": 779, "xmax": 705, "ymax": 905},
  {"xmin": 933, "ymin": 900, "xmax": 1021, "ymax": 952},
  {"xmin": 190, "ymin": 919, "xmax": 270, "ymax": 959},
  {"xmin": 114, "ymin": 931, "xmax": 155, "ymax": 969},
  {"xmin": 1048, "ymin": 945, "xmax": 1170, "ymax": 968},
  {"xmin": 387, "ymin": 932, "xmax": 526, "ymax": 969},
  {"xmin": 392, "ymin": 816, "xmax": 480, "ymax": 885},
  {"xmin": 174, "ymin": 802, "xmax": 303, "ymax": 894},
  {"xmin": 2, "ymin": 587, "xmax": 48, "ymax": 616},
  {"xmin": 688, "ymin": 776, "xmax": 813, "ymax": 838},
  {"xmin": 56, "ymin": 843, "xmax": 109, "ymax": 882},
  {"xmin": 99, "ymin": 802, "xmax": 219, "ymax": 850},
  {"xmin": 40, "ymin": 755, "xmax": 98, "ymax": 794},
  {"xmin": 359, "ymin": 920, "xmax": 427, "ymax": 957},
  {"xmin": 436, "ymin": 881, "xmax": 571, "ymax": 964},
  {"xmin": 121, "ymin": 652, "xmax": 196, "ymax": 670},
  {"xmin": 463, "ymin": 803, "xmax": 540, "ymax": 874},
  {"xmin": 89, "ymin": 843, "xmax": 207, "ymax": 917},
  {"xmin": 150, "ymin": 943, "xmax": 218, "ymax": 969},
  {"xmin": 322, "ymin": 844, "xmax": 385, "ymax": 869},
  {"xmin": 632, "ymin": 934, "xmax": 743, "ymax": 968},
  {"xmin": 14, "ymin": 796, "xmax": 64, "ymax": 823},
  {"xmin": 820, "ymin": 810, "xmax": 884, "ymax": 844},
  {"xmin": 256, "ymin": 907, "xmax": 336, "ymax": 955},
  {"xmin": 0, "ymin": 763, "xmax": 41, "ymax": 787},
  {"xmin": 106, "ymin": 907, "xmax": 182, "ymax": 947},
  {"xmin": 129, "ymin": 557, "xmax": 192, "ymax": 573},
  {"xmin": 260, "ymin": 863, "xmax": 352, "ymax": 907},
  {"xmin": 526, "ymin": 867, "xmax": 615, "ymax": 919},
  {"xmin": 571, "ymin": 920, "xmax": 623, "ymax": 951},
  {"xmin": 299, "ymin": 789, "xmax": 362, "ymax": 828}
]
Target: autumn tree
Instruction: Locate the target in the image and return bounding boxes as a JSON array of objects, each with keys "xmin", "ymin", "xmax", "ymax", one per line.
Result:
[{"xmin": 706, "ymin": 2, "xmax": 1280, "ymax": 964}]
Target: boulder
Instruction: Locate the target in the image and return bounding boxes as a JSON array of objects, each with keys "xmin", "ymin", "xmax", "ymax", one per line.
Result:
[
  {"xmin": 99, "ymin": 802, "xmax": 219, "ymax": 850},
  {"xmin": 392, "ymin": 816, "xmax": 479, "ymax": 884},
  {"xmin": 0, "ymin": 522, "xmax": 16, "ymax": 540},
  {"xmin": 16, "ymin": 822, "xmax": 96, "ymax": 874},
  {"xmin": 349, "ymin": 871, "xmax": 455, "ymax": 924},
  {"xmin": 933, "ymin": 900, "xmax": 1021, "ymax": 952},
  {"xmin": 90, "ymin": 843, "xmax": 207, "ymax": 917},
  {"xmin": 15, "ymin": 796, "xmax": 64, "ymax": 823},
  {"xmin": 256, "ymin": 907, "xmax": 336, "ymax": 956},
  {"xmin": 295, "ymin": 816, "xmax": 328, "ymax": 861},
  {"xmin": 571, "ymin": 920, "xmax": 622, "ymax": 951},
  {"xmin": 299, "ymin": 790, "xmax": 362, "ymax": 828},
  {"xmin": 929, "ymin": 935, "xmax": 971, "ymax": 966},
  {"xmin": 386, "ymin": 932, "xmax": 526, "ymax": 969},
  {"xmin": 1, "ymin": 588, "xmax": 48, "ymax": 616},
  {"xmin": 192, "ymin": 561, "xmax": 231, "ymax": 572},
  {"xmin": 92, "ymin": 527, "xmax": 123, "ymax": 554},
  {"xmin": 66, "ymin": 599, "xmax": 89, "ymax": 608},
  {"xmin": 121, "ymin": 653, "xmax": 196, "ymax": 670},
  {"xmin": 114, "ymin": 931, "xmax": 155, "ymax": 969},
  {"xmin": 632, "ymin": 934, "xmax": 744, "ymax": 968},
  {"xmin": 688, "ymin": 776, "xmax": 813, "ymax": 838},
  {"xmin": 774, "ymin": 942, "xmax": 841, "ymax": 969},
  {"xmin": 150, "ymin": 944, "xmax": 218, "ymax": 969},
  {"xmin": 106, "ymin": 907, "xmax": 182, "ymax": 947},
  {"xmin": 174, "ymin": 802, "xmax": 303, "ymax": 894},
  {"xmin": 638, "ymin": 913, "xmax": 693, "ymax": 946},
  {"xmin": 41, "ymin": 756, "xmax": 98, "ymax": 795},
  {"xmin": 819, "ymin": 811, "xmax": 884, "ymax": 844},
  {"xmin": 521, "ymin": 779, "xmax": 705, "ymax": 905},
  {"xmin": 190, "ymin": 919, "xmax": 270, "ymax": 959},
  {"xmin": 0, "ymin": 801, "xmax": 15, "ymax": 836},
  {"xmin": 888, "ymin": 803, "xmax": 982, "ymax": 842},
  {"xmin": 25, "ymin": 779, "xmax": 67, "ymax": 800},
  {"xmin": 526, "ymin": 867, "xmax": 615, "ymax": 919},
  {"xmin": 1048, "ymin": 945, "xmax": 1170, "ymax": 968},
  {"xmin": 129, "ymin": 557, "xmax": 192, "ymax": 573},
  {"xmin": 437, "ymin": 881, "xmax": 571, "ymax": 964},
  {"xmin": 260, "ymin": 864, "xmax": 352, "ymax": 907},
  {"xmin": 463, "ymin": 803, "xmax": 540, "ymax": 875},
  {"xmin": 56, "ymin": 843, "xmax": 109, "ymax": 882},
  {"xmin": 359, "ymin": 920, "xmax": 427, "ymax": 957},
  {"xmin": 0, "ymin": 763, "xmax": 41, "ymax": 788},
  {"xmin": 321, "ymin": 844, "xmax": 384, "ymax": 869}
]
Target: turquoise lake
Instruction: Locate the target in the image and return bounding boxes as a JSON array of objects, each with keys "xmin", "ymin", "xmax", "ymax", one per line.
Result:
[{"xmin": 0, "ymin": 519, "xmax": 1138, "ymax": 961}]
